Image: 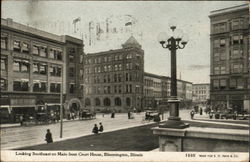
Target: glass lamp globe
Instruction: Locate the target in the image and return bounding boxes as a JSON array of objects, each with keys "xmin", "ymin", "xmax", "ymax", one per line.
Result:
[
  {"xmin": 157, "ymin": 32, "xmax": 169, "ymax": 44},
  {"xmin": 169, "ymin": 17, "xmax": 178, "ymax": 30},
  {"xmin": 173, "ymin": 29, "xmax": 183, "ymax": 40},
  {"xmin": 181, "ymin": 33, "xmax": 189, "ymax": 44}
]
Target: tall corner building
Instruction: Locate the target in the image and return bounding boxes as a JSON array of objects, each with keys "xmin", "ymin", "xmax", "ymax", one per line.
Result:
[
  {"xmin": 1, "ymin": 18, "xmax": 84, "ymax": 123},
  {"xmin": 84, "ymin": 36, "xmax": 144, "ymax": 112},
  {"xmin": 209, "ymin": 4, "xmax": 250, "ymax": 112}
]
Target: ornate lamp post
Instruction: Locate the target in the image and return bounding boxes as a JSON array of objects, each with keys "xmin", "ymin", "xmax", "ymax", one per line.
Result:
[{"xmin": 157, "ymin": 19, "xmax": 189, "ymax": 128}]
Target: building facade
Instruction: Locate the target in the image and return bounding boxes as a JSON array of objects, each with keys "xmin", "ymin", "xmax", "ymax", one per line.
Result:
[
  {"xmin": 192, "ymin": 83, "xmax": 210, "ymax": 104},
  {"xmin": 64, "ymin": 36, "xmax": 84, "ymax": 117},
  {"xmin": 83, "ymin": 36, "xmax": 144, "ymax": 112},
  {"xmin": 0, "ymin": 18, "xmax": 84, "ymax": 123},
  {"xmin": 144, "ymin": 72, "xmax": 193, "ymax": 110},
  {"xmin": 144, "ymin": 72, "xmax": 163, "ymax": 109},
  {"xmin": 209, "ymin": 4, "xmax": 250, "ymax": 112}
]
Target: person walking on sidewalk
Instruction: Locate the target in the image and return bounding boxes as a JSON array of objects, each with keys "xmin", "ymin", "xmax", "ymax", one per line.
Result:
[
  {"xmin": 92, "ymin": 124, "xmax": 99, "ymax": 134},
  {"xmin": 99, "ymin": 122, "xmax": 104, "ymax": 132},
  {"xmin": 190, "ymin": 110, "xmax": 195, "ymax": 120},
  {"xmin": 45, "ymin": 129, "xmax": 53, "ymax": 144},
  {"xmin": 200, "ymin": 107, "xmax": 203, "ymax": 115}
]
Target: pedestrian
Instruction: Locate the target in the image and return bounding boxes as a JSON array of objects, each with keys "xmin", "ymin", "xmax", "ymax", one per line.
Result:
[
  {"xmin": 92, "ymin": 124, "xmax": 99, "ymax": 134},
  {"xmin": 200, "ymin": 107, "xmax": 203, "ymax": 115},
  {"xmin": 45, "ymin": 129, "xmax": 53, "ymax": 143},
  {"xmin": 99, "ymin": 122, "xmax": 104, "ymax": 132},
  {"xmin": 20, "ymin": 115, "xmax": 23, "ymax": 126},
  {"xmin": 190, "ymin": 110, "xmax": 195, "ymax": 120},
  {"xmin": 111, "ymin": 111, "xmax": 115, "ymax": 118},
  {"xmin": 128, "ymin": 111, "xmax": 131, "ymax": 119}
]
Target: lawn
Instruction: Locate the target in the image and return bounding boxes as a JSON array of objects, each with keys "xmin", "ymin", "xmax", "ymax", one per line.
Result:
[{"xmin": 17, "ymin": 120, "xmax": 248, "ymax": 151}]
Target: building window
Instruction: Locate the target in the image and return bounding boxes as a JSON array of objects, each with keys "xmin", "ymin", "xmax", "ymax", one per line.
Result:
[
  {"xmin": 104, "ymin": 65, "xmax": 107, "ymax": 72},
  {"xmin": 229, "ymin": 78, "xmax": 237, "ymax": 89},
  {"xmin": 33, "ymin": 45, "xmax": 39, "ymax": 55},
  {"xmin": 115, "ymin": 97, "xmax": 122, "ymax": 106},
  {"xmin": 80, "ymin": 69, "xmax": 83, "ymax": 79},
  {"xmin": 108, "ymin": 65, "xmax": 112, "ymax": 71},
  {"xmin": 40, "ymin": 46, "xmax": 47, "ymax": 57},
  {"xmin": 50, "ymin": 83, "xmax": 61, "ymax": 93},
  {"xmin": 13, "ymin": 80, "xmax": 29, "ymax": 91},
  {"xmin": 108, "ymin": 56, "xmax": 112, "ymax": 62},
  {"xmin": 85, "ymin": 98, "xmax": 91, "ymax": 106},
  {"xmin": 114, "ymin": 65, "xmax": 118, "ymax": 71},
  {"xmin": 1, "ymin": 34, "xmax": 7, "ymax": 49},
  {"xmin": 118, "ymin": 64, "xmax": 122, "ymax": 70},
  {"xmin": 231, "ymin": 18, "xmax": 245, "ymax": 30},
  {"xmin": 220, "ymin": 66, "xmax": 226, "ymax": 74},
  {"xmin": 104, "ymin": 86, "xmax": 111, "ymax": 94},
  {"xmin": 126, "ymin": 53, "xmax": 132, "ymax": 59},
  {"xmin": 126, "ymin": 63, "xmax": 132, "ymax": 70},
  {"xmin": 0, "ymin": 78, "xmax": 7, "ymax": 91},
  {"xmin": 40, "ymin": 63, "xmax": 47, "ymax": 74},
  {"xmin": 1, "ymin": 57, "xmax": 7, "ymax": 71},
  {"xmin": 33, "ymin": 81, "xmax": 47, "ymax": 92},
  {"xmin": 69, "ymin": 83, "xmax": 75, "ymax": 93},
  {"xmin": 13, "ymin": 40, "xmax": 21, "ymax": 52},
  {"xmin": 22, "ymin": 42, "xmax": 29, "ymax": 53},
  {"xmin": 214, "ymin": 66, "xmax": 220, "ymax": 75},
  {"xmin": 220, "ymin": 79, "xmax": 227, "ymax": 90},
  {"xmin": 213, "ymin": 23, "xmax": 227, "ymax": 33},
  {"xmin": 118, "ymin": 85, "xmax": 122, "ymax": 93},
  {"xmin": 231, "ymin": 35, "xmax": 243, "ymax": 45},
  {"xmin": 49, "ymin": 48, "xmax": 62, "ymax": 60},
  {"xmin": 95, "ymin": 98, "xmax": 101, "ymax": 106},
  {"xmin": 231, "ymin": 63, "xmax": 243, "ymax": 73},
  {"xmin": 68, "ymin": 48, "xmax": 75, "ymax": 62},
  {"xmin": 50, "ymin": 65, "xmax": 61, "ymax": 77},
  {"xmin": 212, "ymin": 80, "xmax": 219, "ymax": 90},
  {"xmin": 103, "ymin": 98, "xmax": 111, "ymax": 106},
  {"xmin": 231, "ymin": 48, "xmax": 243, "ymax": 59},
  {"xmin": 13, "ymin": 59, "xmax": 30, "ymax": 72},
  {"xmin": 69, "ymin": 67, "xmax": 75, "ymax": 77},
  {"xmin": 126, "ymin": 97, "xmax": 131, "ymax": 106}
]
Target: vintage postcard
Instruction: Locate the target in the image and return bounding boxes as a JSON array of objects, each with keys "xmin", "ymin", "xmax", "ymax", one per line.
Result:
[{"xmin": 1, "ymin": 0, "xmax": 249, "ymax": 162}]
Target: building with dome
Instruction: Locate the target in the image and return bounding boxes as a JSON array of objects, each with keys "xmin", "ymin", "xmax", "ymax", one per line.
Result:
[{"xmin": 83, "ymin": 36, "xmax": 144, "ymax": 112}]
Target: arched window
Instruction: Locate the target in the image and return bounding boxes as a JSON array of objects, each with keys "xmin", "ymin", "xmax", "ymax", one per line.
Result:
[
  {"xmin": 95, "ymin": 98, "xmax": 100, "ymax": 106},
  {"xmin": 115, "ymin": 97, "xmax": 122, "ymax": 106},
  {"xmin": 85, "ymin": 98, "xmax": 91, "ymax": 106},
  {"xmin": 126, "ymin": 97, "xmax": 131, "ymax": 106},
  {"xmin": 104, "ymin": 98, "xmax": 111, "ymax": 106}
]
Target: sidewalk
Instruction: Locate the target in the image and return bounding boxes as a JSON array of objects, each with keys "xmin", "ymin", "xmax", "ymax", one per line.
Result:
[
  {"xmin": 9, "ymin": 120, "xmax": 158, "ymax": 150},
  {"xmin": 0, "ymin": 114, "xmax": 104, "ymax": 129}
]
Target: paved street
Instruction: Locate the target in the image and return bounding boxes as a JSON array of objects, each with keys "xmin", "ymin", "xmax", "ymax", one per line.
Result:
[
  {"xmin": 1, "ymin": 109, "xmax": 193, "ymax": 150},
  {"xmin": 2, "ymin": 109, "xmax": 247, "ymax": 150},
  {"xmin": 1, "ymin": 111, "xmax": 166, "ymax": 150}
]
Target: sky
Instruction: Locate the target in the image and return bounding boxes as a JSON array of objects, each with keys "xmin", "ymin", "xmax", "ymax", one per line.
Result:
[{"xmin": 2, "ymin": 0, "xmax": 247, "ymax": 84}]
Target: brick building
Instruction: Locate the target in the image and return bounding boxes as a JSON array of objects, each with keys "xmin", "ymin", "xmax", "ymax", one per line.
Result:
[
  {"xmin": 83, "ymin": 36, "xmax": 144, "ymax": 112},
  {"xmin": 209, "ymin": 4, "xmax": 250, "ymax": 112},
  {"xmin": 192, "ymin": 83, "xmax": 210, "ymax": 104},
  {"xmin": 0, "ymin": 18, "xmax": 84, "ymax": 123},
  {"xmin": 144, "ymin": 72, "xmax": 193, "ymax": 110}
]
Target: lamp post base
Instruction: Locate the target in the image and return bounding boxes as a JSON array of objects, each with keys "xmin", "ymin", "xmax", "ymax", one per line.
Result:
[
  {"xmin": 159, "ymin": 117, "xmax": 189, "ymax": 129},
  {"xmin": 159, "ymin": 97, "xmax": 189, "ymax": 129}
]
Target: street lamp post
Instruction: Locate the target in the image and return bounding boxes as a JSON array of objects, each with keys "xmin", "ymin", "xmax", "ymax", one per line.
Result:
[{"xmin": 157, "ymin": 19, "xmax": 189, "ymax": 129}]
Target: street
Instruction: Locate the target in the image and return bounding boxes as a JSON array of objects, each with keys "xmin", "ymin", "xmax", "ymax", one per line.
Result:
[{"xmin": 1, "ymin": 109, "xmax": 192, "ymax": 150}]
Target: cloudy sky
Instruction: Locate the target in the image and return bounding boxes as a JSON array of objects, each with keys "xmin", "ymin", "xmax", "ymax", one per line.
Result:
[{"xmin": 2, "ymin": 1, "xmax": 247, "ymax": 83}]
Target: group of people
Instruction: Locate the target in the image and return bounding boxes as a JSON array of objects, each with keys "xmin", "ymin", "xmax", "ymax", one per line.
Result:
[
  {"xmin": 190, "ymin": 106, "xmax": 204, "ymax": 119},
  {"xmin": 92, "ymin": 122, "xmax": 104, "ymax": 134}
]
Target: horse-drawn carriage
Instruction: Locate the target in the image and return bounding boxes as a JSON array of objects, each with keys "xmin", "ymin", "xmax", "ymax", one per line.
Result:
[{"xmin": 145, "ymin": 111, "xmax": 161, "ymax": 122}]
